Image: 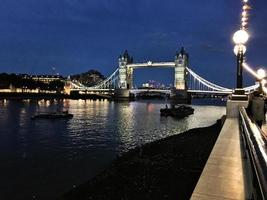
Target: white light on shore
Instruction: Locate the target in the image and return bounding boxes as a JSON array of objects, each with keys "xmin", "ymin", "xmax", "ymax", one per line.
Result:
[
  {"xmin": 243, "ymin": 5, "xmax": 250, "ymax": 10},
  {"xmin": 234, "ymin": 44, "xmax": 246, "ymax": 55},
  {"xmin": 243, "ymin": 63, "xmax": 261, "ymax": 79},
  {"xmin": 233, "ymin": 29, "xmax": 249, "ymax": 44},
  {"xmin": 241, "ymin": 17, "xmax": 248, "ymax": 22},
  {"xmin": 257, "ymin": 68, "xmax": 266, "ymax": 79},
  {"xmin": 262, "ymin": 79, "xmax": 267, "ymax": 94},
  {"xmin": 242, "ymin": 22, "xmax": 247, "ymax": 27}
]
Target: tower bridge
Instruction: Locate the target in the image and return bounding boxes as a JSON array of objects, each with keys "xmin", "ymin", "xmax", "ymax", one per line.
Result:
[
  {"xmin": 118, "ymin": 48, "xmax": 188, "ymax": 91},
  {"xmin": 68, "ymin": 47, "xmax": 259, "ymax": 100}
]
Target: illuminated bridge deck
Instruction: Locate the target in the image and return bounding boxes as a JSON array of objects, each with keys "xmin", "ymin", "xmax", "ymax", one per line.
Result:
[{"xmin": 191, "ymin": 118, "xmax": 251, "ymax": 199}]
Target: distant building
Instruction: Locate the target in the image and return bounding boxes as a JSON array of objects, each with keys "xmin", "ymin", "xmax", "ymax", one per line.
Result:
[
  {"xmin": 87, "ymin": 73, "xmax": 103, "ymax": 85},
  {"xmin": 70, "ymin": 70, "xmax": 105, "ymax": 87},
  {"xmin": 20, "ymin": 74, "xmax": 64, "ymax": 83},
  {"xmin": 140, "ymin": 80, "xmax": 165, "ymax": 89}
]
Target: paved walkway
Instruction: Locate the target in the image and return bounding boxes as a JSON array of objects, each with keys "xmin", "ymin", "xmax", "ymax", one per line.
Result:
[{"xmin": 191, "ymin": 118, "xmax": 251, "ymax": 199}]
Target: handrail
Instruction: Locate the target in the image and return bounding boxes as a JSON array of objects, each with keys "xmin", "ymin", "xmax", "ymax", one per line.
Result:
[{"xmin": 239, "ymin": 107, "xmax": 267, "ymax": 199}]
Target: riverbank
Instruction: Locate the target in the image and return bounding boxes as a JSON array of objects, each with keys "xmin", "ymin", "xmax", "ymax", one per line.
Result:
[
  {"xmin": 0, "ymin": 92, "xmax": 111, "ymax": 100},
  {"xmin": 60, "ymin": 118, "xmax": 224, "ymax": 200}
]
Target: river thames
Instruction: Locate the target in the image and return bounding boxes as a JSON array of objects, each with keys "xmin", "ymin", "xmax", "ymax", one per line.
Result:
[{"xmin": 0, "ymin": 99, "xmax": 225, "ymax": 199}]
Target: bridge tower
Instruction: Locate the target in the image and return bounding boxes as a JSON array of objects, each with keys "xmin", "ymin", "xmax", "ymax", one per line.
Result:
[
  {"xmin": 118, "ymin": 50, "xmax": 133, "ymax": 89},
  {"xmin": 174, "ymin": 47, "xmax": 188, "ymax": 90},
  {"xmin": 172, "ymin": 47, "xmax": 191, "ymax": 104},
  {"xmin": 115, "ymin": 50, "xmax": 133, "ymax": 99}
]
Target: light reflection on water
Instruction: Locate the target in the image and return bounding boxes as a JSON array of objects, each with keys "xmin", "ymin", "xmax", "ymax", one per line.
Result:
[
  {"xmin": 0, "ymin": 99, "xmax": 225, "ymax": 199},
  {"xmin": 115, "ymin": 101, "xmax": 225, "ymax": 152}
]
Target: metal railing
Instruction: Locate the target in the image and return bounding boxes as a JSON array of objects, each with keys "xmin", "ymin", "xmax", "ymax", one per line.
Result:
[{"xmin": 239, "ymin": 107, "xmax": 267, "ymax": 200}]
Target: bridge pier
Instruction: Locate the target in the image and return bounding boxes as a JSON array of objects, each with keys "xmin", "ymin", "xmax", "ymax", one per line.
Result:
[
  {"xmin": 114, "ymin": 89, "xmax": 134, "ymax": 100},
  {"xmin": 170, "ymin": 89, "xmax": 191, "ymax": 104}
]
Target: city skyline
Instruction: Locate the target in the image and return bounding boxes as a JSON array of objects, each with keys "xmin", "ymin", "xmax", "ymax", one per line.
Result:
[{"xmin": 0, "ymin": 0, "xmax": 267, "ymax": 87}]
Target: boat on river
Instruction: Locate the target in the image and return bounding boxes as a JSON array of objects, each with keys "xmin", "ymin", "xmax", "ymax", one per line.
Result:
[
  {"xmin": 160, "ymin": 105, "xmax": 194, "ymax": 118},
  {"xmin": 31, "ymin": 111, "xmax": 73, "ymax": 120}
]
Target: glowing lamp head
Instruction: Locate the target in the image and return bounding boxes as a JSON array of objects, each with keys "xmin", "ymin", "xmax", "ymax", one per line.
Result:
[
  {"xmin": 241, "ymin": 17, "xmax": 248, "ymax": 22},
  {"xmin": 233, "ymin": 29, "xmax": 249, "ymax": 44},
  {"xmin": 242, "ymin": 11, "xmax": 247, "ymax": 17},
  {"xmin": 257, "ymin": 68, "xmax": 266, "ymax": 79},
  {"xmin": 242, "ymin": 22, "xmax": 247, "ymax": 27},
  {"xmin": 234, "ymin": 44, "xmax": 246, "ymax": 55},
  {"xmin": 243, "ymin": 5, "xmax": 250, "ymax": 10}
]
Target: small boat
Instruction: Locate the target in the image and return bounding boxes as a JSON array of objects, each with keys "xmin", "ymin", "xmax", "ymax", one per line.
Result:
[
  {"xmin": 160, "ymin": 105, "xmax": 194, "ymax": 118},
  {"xmin": 31, "ymin": 111, "xmax": 73, "ymax": 120}
]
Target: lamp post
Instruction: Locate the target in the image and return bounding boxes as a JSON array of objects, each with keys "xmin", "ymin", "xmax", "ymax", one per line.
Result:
[
  {"xmin": 233, "ymin": 29, "xmax": 249, "ymax": 90},
  {"xmin": 233, "ymin": 44, "xmax": 246, "ymax": 88}
]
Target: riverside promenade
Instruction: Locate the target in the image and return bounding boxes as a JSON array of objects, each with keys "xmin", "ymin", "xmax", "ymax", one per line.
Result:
[
  {"xmin": 191, "ymin": 118, "xmax": 251, "ymax": 199},
  {"xmin": 191, "ymin": 100, "xmax": 252, "ymax": 199}
]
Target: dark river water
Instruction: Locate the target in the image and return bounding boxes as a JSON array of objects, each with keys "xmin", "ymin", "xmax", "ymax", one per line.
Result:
[{"xmin": 0, "ymin": 99, "xmax": 226, "ymax": 200}]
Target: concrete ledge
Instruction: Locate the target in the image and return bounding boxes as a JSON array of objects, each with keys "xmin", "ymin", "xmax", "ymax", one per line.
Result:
[
  {"xmin": 226, "ymin": 100, "xmax": 248, "ymax": 118},
  {"xmin": 190, "ymin": 118, "xmax": 251, "ymax": 200}
]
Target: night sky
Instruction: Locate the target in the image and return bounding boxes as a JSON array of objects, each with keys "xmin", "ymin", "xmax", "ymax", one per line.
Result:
[{"xmin": 0, "ymin": 0, "xmax": 267, "ymax": 88}]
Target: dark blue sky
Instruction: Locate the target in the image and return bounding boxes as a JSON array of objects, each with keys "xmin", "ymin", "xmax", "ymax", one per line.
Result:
[{"xmin": 0, "ymin": 0, "xmax": 267, "ymax": 87}]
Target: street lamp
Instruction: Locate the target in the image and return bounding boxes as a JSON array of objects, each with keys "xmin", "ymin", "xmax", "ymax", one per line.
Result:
[{"xmin": 233, "ymin": 29, "xmax": 249, "ymax": 89}]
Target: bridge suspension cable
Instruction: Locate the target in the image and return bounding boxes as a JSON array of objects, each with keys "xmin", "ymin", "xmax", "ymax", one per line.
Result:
[
  {"xmin": 69, "ymin": 68, "xmax": 119, "ymax": 90},
  {"xmin": 186, "ymin": 67, "xmax": 232, "ymax": 92},
  {"xmin": 89, "ymin": 68, "xmax": 119, "ymax": 89},
  {"xmin": 186, "ymin": 67, "xmax": 259, "ymax": 93}
]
